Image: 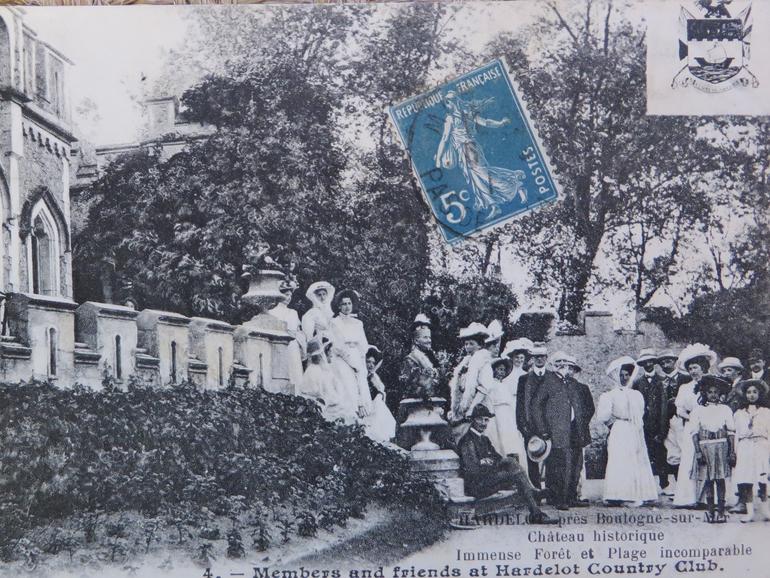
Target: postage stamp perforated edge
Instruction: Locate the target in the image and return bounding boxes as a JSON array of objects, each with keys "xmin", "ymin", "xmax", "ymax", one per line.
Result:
[{"xmin": 387, "ymin": 57, "xmax": 564, "ymax": 245}]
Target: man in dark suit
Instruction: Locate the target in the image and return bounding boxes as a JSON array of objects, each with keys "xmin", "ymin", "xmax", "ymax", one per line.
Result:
[
  {"xmin": 457, "ymin": 405, "xmax": 558, "ymax": 524},
  {"xmin": 657, "ymin": 349, "xmax": 690, "ymax": 496},
  {"xmin": 516, "ymin": 345, "xmax": 551, "ymax": 489},
  {"xmin": 531, "ymin": 351, "xmax": 595, "ymax": 510},
  {"xmin": 633, "ymin": 349, "xmax": 669, "ymax": 491}
]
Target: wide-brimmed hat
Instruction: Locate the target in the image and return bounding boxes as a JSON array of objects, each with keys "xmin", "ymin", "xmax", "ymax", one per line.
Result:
[
  {"xmin": 678, "ymin": 343, "xmax": 717, "ymax": 372},
  {"xmin": 636, "ymin": 348, "xmax": 658, "ymax": 364},
  {"xmin": 656, "ymin": 349, "xmax": 679, "ymax": 361},
  {"xmin": 485, "ymin": 320, "xmax": 504, "ymax": 344},
  {"xmin": 736, "ymin": 379, "xmax": 770, "ymax": 402},
  {"xmin": 748, "ymin": 348, "xmax": 765, "ymax": 363},
  {"xmin": 699, "ymin": 374, "xmax": 731, "ymax": 396},
  {"xmin": 527, "ymin": 435, "xmax": 552, "ymax": 463},
  {"xmin": 458, "ymin": 322, "xmax": 489, "ymax": 341},
  {"xmin": 469, "ymin": 404, "xmax": 495, "ymax": 419},
  {"xmin": 502, "ymin": 337, "xmax": 534, "ymax": 358},
  {"xmin": 305, "ymin": 281, "xmax": 335, "ymax": 301},
  {"xmin": 491, "ymin": 357, "xmax": 513, "ymax": 374},
  {"xmin": 718, "ymin": 357, "xmax": 744, "ymax": 371}
]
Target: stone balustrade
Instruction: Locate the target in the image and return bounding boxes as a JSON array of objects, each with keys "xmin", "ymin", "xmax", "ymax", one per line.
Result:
[{"xmin": 0, "ymin": 292, "xmax": 292, "ymax": 391}]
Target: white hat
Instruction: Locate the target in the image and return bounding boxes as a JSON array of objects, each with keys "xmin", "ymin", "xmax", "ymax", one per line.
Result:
[
  {"xmin": 678, "ymin": 343, "xmax": 717, "ymax": 372},
  {"xmin": 413, "ymin": 313, "xmax": 431, "ymax": 328},
  {"xmin": 530, "ymin": 345, "xmax": 548, "ymax": 356},
  {"xmin": 502, "ymin": 338, "xmax": 534, "ymax": 357},
  {"xmin": 718, "ymin": 357, "xmax": 744, "ymax": 371},
  {"xmin": 458, "ymin": 322, "xmax": 489, "ymax": 340},
  {"xmin": 485, "ymin": 320, "xmax": 504, "ymax": 344},
  {"xmin": 636, "ymin": 348, "xmax": 658, "ymax": 364},
  {"xmin": 552, "ymin": 351, "xmax": 581, "ymax": 372},
  {"xmin": 526, "ymin": 435, "xmax": 552, "ymax": 463},
  {"xmin": 606, "ymin": 355, "xmax": 639, "ymax": 386},
  {"xmin": 305, "ymin": 281, "xmax": 335, "ymax": 301}
]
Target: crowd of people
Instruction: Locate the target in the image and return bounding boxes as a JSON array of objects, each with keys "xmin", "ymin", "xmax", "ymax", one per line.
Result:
[{"xmin": 269, "ymin": 280, "xmax": 770, "ymax": 525}]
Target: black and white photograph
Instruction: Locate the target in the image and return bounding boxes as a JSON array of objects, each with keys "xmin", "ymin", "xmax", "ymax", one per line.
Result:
[{"xmin": 0, "ymin": 1, "xmax": 768, "ymax": 576}]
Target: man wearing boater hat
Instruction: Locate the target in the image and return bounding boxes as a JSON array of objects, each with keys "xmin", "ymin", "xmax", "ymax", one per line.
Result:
[
  {"xmin": 530, "ymin": 351, "xmax": 595, "ymax": 510},
  {"xmin": 720, "ymin": 356, "xmax": 746, "ymax": 412},
  {"xmin": 457, "ymin": 404, "xmax": 558, "ymax": 524},
  {"xmin": 516, "ymin": 344, "xmax": 554, "ymax": 489},
  {"xmin": 633, "ymin": 348, "xmax": 670, "ymax": 492}
]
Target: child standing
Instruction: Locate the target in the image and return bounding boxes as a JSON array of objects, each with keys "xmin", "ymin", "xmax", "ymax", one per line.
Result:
[
  {"xmin": 689, "ymin": 376, "xmax": 735, "ymax": 523},
  {"xmin": 733, "ymin": 379, "xmax": 770, "ymax": 523}
]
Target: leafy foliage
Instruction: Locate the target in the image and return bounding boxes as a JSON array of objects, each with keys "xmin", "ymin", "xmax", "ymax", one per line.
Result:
[
  {"xmin": 0, "ymin": 380, "xmax": 444, "ymax": 565},
  {"xmin": 487, "ymin": 0, "xmax": 749, "ymax": 322}
]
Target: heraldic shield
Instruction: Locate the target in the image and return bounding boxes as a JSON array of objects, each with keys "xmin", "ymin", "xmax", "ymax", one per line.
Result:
[{"xmin": 673, "ymin": 1, "xmax": 757, "ymax": 90}]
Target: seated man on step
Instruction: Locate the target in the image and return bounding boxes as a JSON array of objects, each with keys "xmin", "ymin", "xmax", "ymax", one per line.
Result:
[{"xmin": 457, "ymin": 404, "xmax": 559, "ymax": 524}]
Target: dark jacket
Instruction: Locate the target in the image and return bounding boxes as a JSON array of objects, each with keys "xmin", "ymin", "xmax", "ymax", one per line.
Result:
[
  {"xmin": 635, "ymin": 373, "xmax": 667, "ymax": 438},
  {"xmin": 531, "ymin": 372, "xmax": 595, "ymax": 449},
  {"xmin": 516, "ymin": 369, "xmax": 550, "ymax": 439},
  {"xmin": 457, "ymin": 428, "xmax": 502, "ymax": 498}
]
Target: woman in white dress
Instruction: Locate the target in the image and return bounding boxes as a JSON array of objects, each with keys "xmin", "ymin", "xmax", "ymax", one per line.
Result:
[
  {"xmin": 364, "ymin": 346, "xmax": 397, "ymax": 442},
  {"xmin": 331, "ymin": 289, "xmax": 373, "ymax": 421},
  {"xmin": 299, "ymin": 338, "xmax": 343, "ymax": 423},
  {"xmin": 267, "ymin": 280, "xmax": 306, "ymax": 395},
  {"xmin": 486, "ymin": 357, "xmax": 527, "ymax": 461},
  {"xmin": 320, "ymin": 336, "xmax": 359, "ymax": 425},
  {"xmin": 673, "ymin": 344, "xmax": 717, "ymax": 508},
  {"xmin": 597, "ymin": 356, "xmax": 658, "ymax": 506},
  {"xmin": 448, "ymin": 322, "xmax": 492, "ymax": 442},
  {"xmin": 301, "ymin": 281, "xmax": 335, "ymax": 342}
]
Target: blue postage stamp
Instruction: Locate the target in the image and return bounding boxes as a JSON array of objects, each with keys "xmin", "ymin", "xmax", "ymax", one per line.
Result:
[{"xmin": 389, "ymin": 58, "xmax": 560, "ymax": 243}]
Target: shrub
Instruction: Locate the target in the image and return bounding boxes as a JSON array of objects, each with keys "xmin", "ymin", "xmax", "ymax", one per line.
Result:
[{"xmin": 0, "ymin": 380, "xmax": 446, "ymax": 564}]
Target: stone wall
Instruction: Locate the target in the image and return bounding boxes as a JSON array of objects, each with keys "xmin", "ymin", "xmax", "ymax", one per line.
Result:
[
  {"xmin": 0, "ymin": 291, "xmax": 293, "ymax": 392},
  {"xmin": 528, "ymin": 310, "xmax": 688, "ymax": 478}
]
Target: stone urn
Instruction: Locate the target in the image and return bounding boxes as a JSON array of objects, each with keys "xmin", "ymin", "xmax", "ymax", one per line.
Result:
[
  {"xmin": 396, "ymin": 397, "xmax": 452, "ymax": 452},
  {"xmin": 241, "ymin": 269, "xmax": 286, "ymax": 314}
]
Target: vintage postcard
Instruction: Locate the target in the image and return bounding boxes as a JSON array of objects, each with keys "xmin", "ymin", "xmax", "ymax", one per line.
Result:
[{"xmin": 0, "ymin": 2, "xmax": 768, "ymax": 578}]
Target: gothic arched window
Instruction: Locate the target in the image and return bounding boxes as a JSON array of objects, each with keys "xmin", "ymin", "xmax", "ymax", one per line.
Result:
[{"xmin": 28, "ymin": 202, "xmax": 61, "ymax": 297}]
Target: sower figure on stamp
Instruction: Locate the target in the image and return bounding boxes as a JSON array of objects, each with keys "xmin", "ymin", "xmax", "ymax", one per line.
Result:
[
  {"xmin": 516, "ymin": 345, "xmax": 552, "ymax": 490},
  {"xmin": 530, "ymin": 351, "xmax": 595, "ymax": 510},
  {"xmin": 633, "ymin": 348, "xmax": 670, "ymax": 492},
  {"xmin": 457, "ymin": 404, "xmax": 559, "ymax": 525}
]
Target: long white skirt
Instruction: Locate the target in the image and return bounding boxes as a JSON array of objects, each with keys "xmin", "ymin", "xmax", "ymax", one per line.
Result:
[
  {"xmin": 488, "ymin": 401, "xmax": 526, "ymax": 462},
  {"xmin": 673, "ymin": 421, "xmax": 698, "ymax": 506},
  {"xmin": 603, "ymin": 420, "xmax": 658, "ymax": 503},
  {"xmin": 364, "ymin": 396, "xmax": 397, "ymax": 442},
  {"xmin": 328, "ymin": 357, "xmax": 360, "ymax": 425}
]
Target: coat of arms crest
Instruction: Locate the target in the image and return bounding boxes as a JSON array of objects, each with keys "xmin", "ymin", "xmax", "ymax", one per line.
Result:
[{"xmin": 673, "ymin": 0, "xmax": 758, "ymax": 91}]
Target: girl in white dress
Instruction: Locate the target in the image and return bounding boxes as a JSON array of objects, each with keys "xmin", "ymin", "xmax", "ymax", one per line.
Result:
[
  {"xmin": 597, "ymin": 356, "xmax": 658, "ymax": 506},
  {"xmin": 364, "ymin": 346, "xmax": 397, "ymax": 442},
  {"xmin": 733, "ymin": 379, "xmax": 770, "ymax": 523},
  {"xmin": 331, "ymin": 289, "xmax": 373, "ymax": 420},
  {"xmin": 673, "ymin": 344, "xmax": 717, "ymax": 508},
  {"xmin": 486, "ymin": 357, "xmax": 527, "ymax": 462},
  {"xmin": 689, "ymin": 377, "xmax": 735, "ymax": 523},
  {"xmin": 300, "ymin": 338, "xmax": 344, "ymax": 423}
]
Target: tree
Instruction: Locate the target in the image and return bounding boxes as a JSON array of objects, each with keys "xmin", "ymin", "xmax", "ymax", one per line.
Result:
[
  {"xmin": 487, "ymin": 0, "xmax": 748, "ymax": 323},
  {"xmin": 72, "ymin": 4, "xmax": 470, "ymax": 387}
]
